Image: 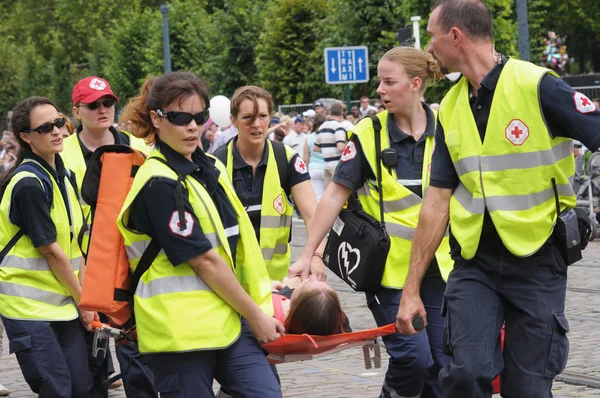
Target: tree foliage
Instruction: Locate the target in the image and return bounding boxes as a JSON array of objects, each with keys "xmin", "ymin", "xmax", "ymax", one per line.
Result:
[{"xmin": 1, "ymin": 0, "xmax": 600, "ymax": 121}]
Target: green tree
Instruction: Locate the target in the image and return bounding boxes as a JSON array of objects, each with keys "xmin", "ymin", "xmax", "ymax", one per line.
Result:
[{"xmin": 255, "ymin": 0, "xmax": 334, "ymax": 105}]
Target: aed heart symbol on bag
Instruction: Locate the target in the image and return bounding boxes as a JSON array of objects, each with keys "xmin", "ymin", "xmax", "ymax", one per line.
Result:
[{"xmin": 337, "ymin": 242, "xmax": 361, "ymax": 289}]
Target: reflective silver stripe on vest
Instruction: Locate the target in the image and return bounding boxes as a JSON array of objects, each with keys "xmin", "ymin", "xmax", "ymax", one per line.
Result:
[
  {"xmin": 357, "ymin": 183, "xmax": 422, "ymax": 213},
  {"xmin": 0, "ymin": 281, "xmax": 75, "ymax": 307},
  {"xmin": 262, "ymin": 215, "xmax": 293, "ymax": 229},
  {"xmin": 262, "ymin": 243, "xmax": 289, "ymax": 261},
  {"xmin": 224, "ymin": 225, "xmax": 239, "ymax": 237},
  {"xmin": 453, "ymin": 141, "xmax": 573, "ymax": 177},
  {"xmin": 453, "ymin": 181, "xmax": 575, "ymax": 213},
  {"xmin": 384, "ymin": 223, "xmax": 416, "ymax": 241},
  {"xmin": 397, "ymin": 179, "xmax": 422, "ymax": 186},
  {"xmin": 125, "ymin": 241, "xmax": 166, "ymax": 260},
  {"xmin": 245, "ymin": 204, "xmax": 262, "ymax": 212},
  {"xmin": 135, "ymin": 275, "xmax": 212, "ymax": 299},
  {"xmin": 382, "ymin": 381, "xmax": 420, "ymax": 398},
  {"xmin": 0, "ymin": 256, "xmax": 81, "ymax": 272}
]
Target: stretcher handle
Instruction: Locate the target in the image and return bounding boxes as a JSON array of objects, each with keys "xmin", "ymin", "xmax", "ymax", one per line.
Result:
[
  {"xmin": 91, "ymin": 320, "xmax": 104, "ymax": 330},
  {"xmin": 412, "ymin": 315, "xmax": 425, "ymax": 331}
]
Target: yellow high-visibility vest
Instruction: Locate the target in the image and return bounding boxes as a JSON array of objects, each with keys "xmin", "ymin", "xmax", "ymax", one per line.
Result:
[{"xmin": 438, "ymin": 59, "xmax": 575, "ymax": 259}]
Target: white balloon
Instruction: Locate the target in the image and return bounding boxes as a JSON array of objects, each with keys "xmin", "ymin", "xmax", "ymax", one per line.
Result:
[{"xmin": 210, "ymin": 95, "xmax": 231, "ymax": 128}]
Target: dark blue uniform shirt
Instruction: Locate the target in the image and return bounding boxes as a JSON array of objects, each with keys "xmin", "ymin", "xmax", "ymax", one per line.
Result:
[
  {"xmin": 226, "ymin": 138, "xmax": 310, "ymax": 241},
  {"xmin": 128, "ymin": 140, "xmax": 240, "ymax": 267},
  {"xmin": 75, "ymin": 125, "xmax": 131, "ymax": 166},
  {"xmin": 333, "ymin": 103, "xmax": 441, "ymax": 278},
  {"xmin": 8, "ymin": 152, "xmax": 74, "ymax": 248},
  {"xmin": 430, "ymin": 56, "xmax": 600, "ymax": 257}
]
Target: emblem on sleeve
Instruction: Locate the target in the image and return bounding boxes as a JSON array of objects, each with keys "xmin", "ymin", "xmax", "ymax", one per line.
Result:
[
  {"xmin": 273, "ymin": 194, "xmax": 285, "ymax": 215},
  {"xmin": 340, "ymin": 141, "xmax": 357, "ymax": 162},
  {"xmin": 505, "ymin": 119, "xmax": 529, "ymax": 146},
  {"xmin": 574, "ymin": 92, "xmax": 596, "ymax": 114},
  {"xmin": 294, "ymin": 157, "xmax": 307, "ymax": 174},
  {"xmin": 169, "ymin": 211, "xmax": 194, "ymax": 237}
]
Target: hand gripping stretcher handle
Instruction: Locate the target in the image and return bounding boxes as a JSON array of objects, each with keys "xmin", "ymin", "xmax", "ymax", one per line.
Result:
[{"xmin": 412, "ymin": 315, "xmax": 425, "ymax": 331}]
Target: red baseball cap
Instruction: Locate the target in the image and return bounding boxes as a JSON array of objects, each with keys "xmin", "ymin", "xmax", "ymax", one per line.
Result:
[{"xmin": 72, "ymin": 76, "xmax": 119, "ymax": 105}]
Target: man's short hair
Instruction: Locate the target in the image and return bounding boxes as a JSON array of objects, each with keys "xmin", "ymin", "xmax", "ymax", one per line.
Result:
[
  {"xmin": 432, "ymin": 0, "xmax": 493, "ymax": 40},
  {"xmin": 330, "ymin": 103, "xmax": 343, "ymax": 117}
]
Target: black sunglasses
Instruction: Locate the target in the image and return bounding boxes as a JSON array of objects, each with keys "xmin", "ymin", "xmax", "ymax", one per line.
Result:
[
  {"xmin": 156, "ymin": 109, "xmax": 210, "ymax": 126},
  {"xmin": 22, "ymin": 117, "xmax": 66, "ymax": 134},
  {"xmin": 81, "ymin": 99, "xmax": 116, "ymax": 110}
]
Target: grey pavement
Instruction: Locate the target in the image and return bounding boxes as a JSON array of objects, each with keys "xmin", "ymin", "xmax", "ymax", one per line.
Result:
[{"xmin": 1, "ymin": 220, "xmax": 600, "ymax": 397}]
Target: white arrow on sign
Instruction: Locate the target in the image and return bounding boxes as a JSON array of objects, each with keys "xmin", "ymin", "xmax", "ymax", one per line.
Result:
[
  {"xmin": 331, "ymin": 58, "xmax": 336, "ymax": 73},
  {"xmin": 358, "ymin": 58, "xmax": 363, "ymax": 73}
]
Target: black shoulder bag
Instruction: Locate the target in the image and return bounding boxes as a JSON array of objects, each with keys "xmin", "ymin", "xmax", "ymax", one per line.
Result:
[{"xmin": 324, "ymin": 115, "xmax": 390, "ymax": 292}]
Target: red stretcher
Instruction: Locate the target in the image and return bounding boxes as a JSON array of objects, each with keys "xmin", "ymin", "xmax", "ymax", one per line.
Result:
[{"xmin": 263, "ymin": 323, "xmax": 396, "ymax": 368}]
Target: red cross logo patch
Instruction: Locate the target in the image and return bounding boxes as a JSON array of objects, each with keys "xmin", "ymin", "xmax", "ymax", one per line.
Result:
[
  {"xmin": 273, "ymin": 194, "xmax": 285, "ymax": 215},
  {"xmin": 505, "ymin": 119, "xmax": 529, "ymax": 146},
  {"xmin": 574, "ymin": 92, "xmax": 596, "ymax": 114},
  {"xmin": 89, "ymin": 78, "xmax": 107, "ymax": 91},
  {"xmin": 168, "ymin": 211, "xmax": 194, "ymax": 237},
  {"xmin": 294, "ymin": 157, "xmax": 307, "ymax": 174},
  {"xmin": 340, "ymin": 141, "xmax": 357, "ymax": 162}
]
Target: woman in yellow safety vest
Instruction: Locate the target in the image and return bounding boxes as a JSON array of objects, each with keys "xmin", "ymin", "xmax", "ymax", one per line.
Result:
[
  {"xmin": 214, "ymin": 86, "xmax": 327, "ymax": 283},
  {"xmin": 0, "ymin": 96, "xmax": 94, "ymax": 397},
  {"xmin": 291, "ymin": 46, "xmax": 453, "ymax": 398},
  {"xmin": 117, "ymin": 71, "xmax": 283, "ymax": 398}
]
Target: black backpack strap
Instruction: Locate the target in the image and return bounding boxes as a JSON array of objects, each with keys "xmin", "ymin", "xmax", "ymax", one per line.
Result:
[
  {"xmin": 0, "ymin": 162, "xmax": 53, "ymax": 264},
  {"xmin": 368, "ymin": 115, "xmax": 386, "ymax": 229},
  {"xmin": 125, "ymin": 238, "xmax": 162, "ymax": 297},
  {"xmin": 271, "ymin": 141, "xmax": 290, "ymax": 197},
  {"xmin": 213, "ymin": 145, "xmax": 228, "ymax": 165}
]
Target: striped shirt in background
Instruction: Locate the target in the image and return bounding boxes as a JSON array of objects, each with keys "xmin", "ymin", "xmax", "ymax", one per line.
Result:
[{"xmin": 315, "ymin": 119, "xmax": 347, "ymax": 171}]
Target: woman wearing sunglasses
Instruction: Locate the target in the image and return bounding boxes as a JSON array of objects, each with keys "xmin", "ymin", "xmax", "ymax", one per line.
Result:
[
  {"xmin": 116, "ymin": 71, "xmax": 282, "ymax": 398},
  {"xmin": 214, "ymin": 86, "xmax": 328, "ymax": 283},
  {"xmin": 62, "ymin": 76, "xmax": 156, "ymax": 398},
  {"xmin": 0, "ymin": 96, "xmax": 94, "ymax": 397}
]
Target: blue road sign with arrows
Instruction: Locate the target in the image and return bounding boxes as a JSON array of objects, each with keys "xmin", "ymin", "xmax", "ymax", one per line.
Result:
[{"xmin": 324, "ymin": 46, "xmax": 369, "ymax": 84}]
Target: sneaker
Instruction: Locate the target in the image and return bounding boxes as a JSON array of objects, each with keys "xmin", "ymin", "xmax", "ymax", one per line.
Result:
[{"xmin": 0, "ymin": 383, "xmax": 9, "ymax": 396}]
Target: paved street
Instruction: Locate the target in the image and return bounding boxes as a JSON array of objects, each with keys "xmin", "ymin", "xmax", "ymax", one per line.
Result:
[{"xmin": 1, "ymin": 220, "xmax": 600, "ymax": 397}]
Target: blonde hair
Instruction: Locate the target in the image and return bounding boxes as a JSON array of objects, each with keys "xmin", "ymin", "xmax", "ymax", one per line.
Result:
[
  {"xmin": 58, "ymin": 112, "xmax": 75, "ymax": 135},
  {"xmin": 380, "ymin": 46, "xmax": 444, "ymax": 93}
]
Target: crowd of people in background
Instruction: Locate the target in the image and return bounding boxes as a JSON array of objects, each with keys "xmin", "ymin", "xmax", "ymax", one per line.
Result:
[{"xmin": 0, "ymin": 95, "xmax": 409, "ymax": 181}]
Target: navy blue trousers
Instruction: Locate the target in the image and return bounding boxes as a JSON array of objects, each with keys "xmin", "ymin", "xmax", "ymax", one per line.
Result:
[
  {"xmin": 2, "ymin": 317, "xmax": 93, "ymax": 398},
  {"xmin": 145, "ymin": 319, "xmax": 281, "ymax": 398},
  {"xmin": 116, "ymin": 340, "xmax": 157, "ymax": 398},
  {"xmin": 440, "ymin": 240, "xmax": 569, "ymax": 398},
  {"xmin": 367, "ymin": 276, "xmax": 449, "ymax": 398}
]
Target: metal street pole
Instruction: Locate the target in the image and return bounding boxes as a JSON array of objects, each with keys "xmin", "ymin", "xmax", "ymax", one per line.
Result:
[
  {"xmin": 411, "ymin": 16, "xmax": 421, "ymax": 49},
  {"xmin": 160, "ymin": 3, "xmax": 172, "ymax": 73},
  {"xmin": 516, "ymin": 0, "xmax": 530, "ymax": 61}
]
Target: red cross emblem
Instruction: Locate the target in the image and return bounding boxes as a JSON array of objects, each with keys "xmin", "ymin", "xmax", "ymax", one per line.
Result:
[
  {"xmin": 89, "ymin": 78, "xmax": 107, "ymax": 91},
  {"xmin": 340, "ymin": 141, "xmax": 357, "ymax": 162},
  {"xmin": 574, "ymin": 92, "xmax": 596, "ymax": 114},
  {"xmin": 505, "ymin": 119, "xmax": 529, "ymax": 146},
  {"xmin": 294, "ymin": 157, "xmax": 307, "ymax": 174}
]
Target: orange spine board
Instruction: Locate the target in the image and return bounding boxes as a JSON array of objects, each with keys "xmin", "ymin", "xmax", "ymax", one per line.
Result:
[{"xmin": 79, "ymin": 151, "xmax": 144, "ymax": 326}]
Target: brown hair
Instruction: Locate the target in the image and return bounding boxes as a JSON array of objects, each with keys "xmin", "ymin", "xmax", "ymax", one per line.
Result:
[
  {"xmin": 432, "ymin": 0, "xmax": 493, "ymax": 40},
  {"xmin": 311, "ymin": 113, "xmax": 326, "ymax": 133},
  {"xmin": 1, "ymin": 96, "xmax": 57, "ymax": 189},
  {"xmin": 273, "ymin": 127, "xmax": 286, "ymax": 142},
  {"xmin": 230, "ymin": 86, "xmax": 274, "ymax": 125},
  {"xmin": 284, "ymin": 287, "xmax": 346, "ymax": 336},
  {"xmin": 380, "ymin": 46, "xmax": 444, "ymax": 93},
  {"xmin": 120, "ymin": 72, "xmax": 210, "ymax": 144},
  {"xmin": 58, "ymin": 112, "xmax": 75, "ymax": 135}
]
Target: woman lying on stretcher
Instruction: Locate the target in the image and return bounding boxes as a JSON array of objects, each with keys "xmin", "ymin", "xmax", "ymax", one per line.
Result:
[{"xmin": 271, "ymin": 276, "xmax": 352, "ymax": 335}]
